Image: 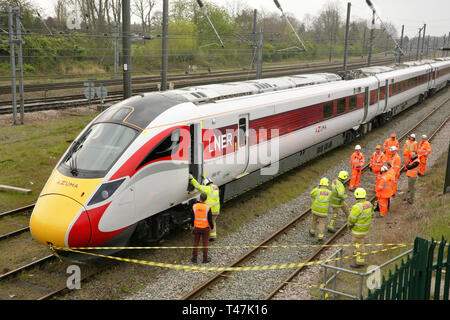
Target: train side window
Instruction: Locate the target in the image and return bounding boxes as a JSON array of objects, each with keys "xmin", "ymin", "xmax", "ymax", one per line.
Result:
[
  {"xmin": 379, "ymin": 86, "xmax": 386, "ymax": 100},
  {"xmin": 349, "ymin": 96, "xmax": 357, "ymax": 110},
  {"xmin": 323, "ymin": 102, "xmax": 333, "ymax": 119},
  {"xmin": 136, "ymin": 129, "xmax": 181, "ymax": 170},
  {"xmin": 337, "ymin": 98, "xmax": 346, "ymax": 114}
]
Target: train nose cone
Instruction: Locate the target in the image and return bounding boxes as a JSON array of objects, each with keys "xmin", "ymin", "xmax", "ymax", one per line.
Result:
[{"xmin": 30, "ymin": 194, "xmax": 91, "ymax": 247}]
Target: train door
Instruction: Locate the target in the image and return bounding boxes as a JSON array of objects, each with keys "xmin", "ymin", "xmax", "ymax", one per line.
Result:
[
  {"xmin": 382, "ymin": 79, "xmax": 389, "ymax": 112},
  {"xmin": 361, "ymin": 86, "xmax": 369, "ymax": 124},
  {"xmin": 188, "ymin": 122, "xmax": 203, "ymax": 192},
  {"xmin": 235, "ymin": 114, "xmax": 250, "ymax": 178}
]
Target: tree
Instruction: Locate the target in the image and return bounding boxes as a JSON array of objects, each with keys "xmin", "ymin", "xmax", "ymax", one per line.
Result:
[{"xmin": 132, "ymin": 0, "xmax": 156, "ymax": 33}]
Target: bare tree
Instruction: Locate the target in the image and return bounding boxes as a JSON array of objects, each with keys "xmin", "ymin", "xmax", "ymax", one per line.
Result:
[{"xmin": 132, "ymin": 0, "xmax": 156, "ymax": 33}]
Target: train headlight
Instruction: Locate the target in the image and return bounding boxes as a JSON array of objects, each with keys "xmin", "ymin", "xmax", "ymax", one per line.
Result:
[{"xmin": 88, "ymin": 178, "xmax": 125, "ymax": 206}]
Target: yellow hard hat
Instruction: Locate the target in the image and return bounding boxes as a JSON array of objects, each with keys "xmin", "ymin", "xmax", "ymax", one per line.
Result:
[
  {"xmin": 354, "ymin": 188, "xmax": 367, "ymax": 199},
  {"xmin": 319, "ymin": 177, "xmax": 329, "ymax": 186},
  {"xmin": 338, "ymin": 171, "xmax": 349, "ymax": 180}
]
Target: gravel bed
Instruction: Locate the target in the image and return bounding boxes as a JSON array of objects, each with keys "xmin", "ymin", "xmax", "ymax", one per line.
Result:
[{"xmin": 127, "ymin": 88, "xmax": 449, "ymax": 300}]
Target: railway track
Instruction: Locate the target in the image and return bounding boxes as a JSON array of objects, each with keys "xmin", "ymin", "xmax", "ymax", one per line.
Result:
[
  {"xmin": 0, "ymin": 89, "xmax": 447, "ymax": 300},
  {"xmin": 180, "ymin": 95, "xmax": 450, "ymax": 300},
  {"xmin": 0, "ymin": 57, "xmax": 396, "ymax": 115}
]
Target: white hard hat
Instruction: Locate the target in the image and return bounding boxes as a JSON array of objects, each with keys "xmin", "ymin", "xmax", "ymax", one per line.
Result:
[
  {"xmin": 410, "ymin": 134, "xmax": 416, "ymax": 138},
  {"xmin": 422, "ymin": 134, "xmax": 427, "ymax": 139},
  {"xmin": 202, "ymin": 178, "xmax": 213, "ymax": 185},
  {"xmin": 390, "ymin": 146, "xmax": 397, "ymax": 151},
  {"xmin": 381, "ymin": 166, "xmax": 388, "ymax": 172},
  {"xmin": 355, "ymin": 145, "xmax": 361, "ymax": 150}
]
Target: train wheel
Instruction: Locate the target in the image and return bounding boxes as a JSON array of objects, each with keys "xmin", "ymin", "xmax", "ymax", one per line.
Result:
[{"xmin": 344, "ymin": 130, "xmax": 355, "ymax": 145}]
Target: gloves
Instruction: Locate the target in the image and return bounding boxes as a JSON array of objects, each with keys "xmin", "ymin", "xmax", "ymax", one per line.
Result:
[
  {"xmin": 369, "ymin": 167, "xmax": 372, "ymax": 172},
  {"xmin": 189, "ymin": 173, "xmax": 193, "ymax": 180},
  {"xmin": 356, "ymin": 165, "xmax": 360, "ymax": 169}
]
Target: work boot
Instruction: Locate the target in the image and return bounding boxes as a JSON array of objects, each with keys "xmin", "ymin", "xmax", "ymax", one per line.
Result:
[
  {"xmin": 317, "ymin": 238, "xmax": 323, "ymax": 244},
  {"xmin": 209, "ymin": 238, "xmax": 215, "ymax": 242},
  {"xmin": 191, "ymin": 257, "xmax": 198, "ymax": 264},
  {"xmin": 202, "ymin": 257, "xmax": 211, "ymax": 264},
  {"xmin": 350, "ymin": 264, "xmax": 363, "ymax": 269},
  {"xmin": 309, "ymin": 230, "xmax": 315, "ymax": 237},
  {"xmin": 328, "ymin": 228, "xmax": 336, "ymax": 234}
]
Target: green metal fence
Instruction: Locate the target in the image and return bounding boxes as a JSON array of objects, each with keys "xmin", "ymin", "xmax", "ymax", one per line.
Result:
[{"xmin": 367, "ymin": 237, "xmax": 450, "ymax": 300}]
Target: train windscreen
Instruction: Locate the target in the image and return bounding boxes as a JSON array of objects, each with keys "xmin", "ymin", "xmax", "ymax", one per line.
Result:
[{"xmin": 59, "ymin": 123, "xmax": 138, "ymax": 178}]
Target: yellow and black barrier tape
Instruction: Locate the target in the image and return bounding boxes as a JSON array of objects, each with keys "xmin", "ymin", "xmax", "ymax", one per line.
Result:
[
  {"xmin": 50, "ymin": 244, "xmax": 409, "ymax": 272},
  {"xmin": 55, "ymin": 242, "xmax": 414, "ymax": 251}
]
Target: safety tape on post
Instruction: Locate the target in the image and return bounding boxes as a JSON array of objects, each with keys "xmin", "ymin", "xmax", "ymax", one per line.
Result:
[
  {"xmin": 50, "ymin": 244, "xmax": 410, "ymax": 273},
  {"xmin": 55, "ymin": 242, "xmax": 414, "ymax": 251}
]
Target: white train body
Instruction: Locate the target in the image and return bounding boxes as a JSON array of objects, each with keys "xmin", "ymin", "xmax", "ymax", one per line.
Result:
[{"xmin": 30, "ymin": 59, "xmax": 450, "ymax": 249}]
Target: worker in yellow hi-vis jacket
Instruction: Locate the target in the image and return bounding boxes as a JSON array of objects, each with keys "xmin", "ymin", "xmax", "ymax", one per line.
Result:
[{"xmin": 189, "ymin": 174, "xmax": 220, "ymax": 241}]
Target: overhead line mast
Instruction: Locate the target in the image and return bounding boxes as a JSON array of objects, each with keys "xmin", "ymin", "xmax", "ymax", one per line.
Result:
[
  {"xmin": 273, "ymin": 0, "xmax": 307, "ymax": 52},
  {"xmin": 196, "ymin": 0, "xmax": 225, "ymax": 48},
  {"xmin": 365, "ymin": 0, "xmax": 405, "ymax": 58}
]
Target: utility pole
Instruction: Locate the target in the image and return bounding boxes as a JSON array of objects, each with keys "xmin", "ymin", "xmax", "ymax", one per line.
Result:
[
  {"xmin": 161, "ymin": 0, "xmax": 168, "ymax": 91},
  {"xmin": 328, "ymin": 29, "xmax": 333, "ymax": 63},
  {"xmin": 343, "ymin": 2, "xmax": 351, "ymax": 76},
  {"xmin": 122, "ymin": 0, "xmax": 131, "ymax": 99},
  {"xmin": 256, "ymin": 28, "xmax": 263, "ymax": 79},
  {"xmin": 425, "ymin": 35, "xmax": 430, "ymax": 58},
  {"xmin": 416, "ymin": 26, "xmax": 422, "ymax": 61},
  {"xmin": 420, "ymin": 24, "xmax": 426, "ymax": 60},
  {"xmin": 113, "ymin": 22, "xmax": 119, "ymax": 78},
  {"xmin": 251, "ymin": 9, "xmax": 257, "ymax": 70},
  {"xmin": 362, "ymin": 26, "xmax": 366, "ymax": 57},
  {"xmin": 443, "ymin": 34, "xmax": 447, "ymax": 57},
  {"xmin": 398, "ymin": 25, "xmax": 404, "ymax": 63},
  {"xmin": 433, "ymin": 37, "xmax": 438, "ymax": 58},
  {"xmin": 445, "ymin": 31, "xmax": 450, "ymax": 57},
  {"xmin": 367, "ymin": 9, "xmax": 375, "ymax": 67},
  {"xmin": 15, "ymin": 8, "xmax": 24, "ymax": 124},
  {"xmin": 7, "ymin": 7, "xmax": 17, "ymax": 125}
]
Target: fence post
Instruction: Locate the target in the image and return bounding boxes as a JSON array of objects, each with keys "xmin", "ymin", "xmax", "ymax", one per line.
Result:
[
  {"xmin": 444, "ymin": 242, "xmax": 450, "ymax": 300},
  {"xmin": 444, "ymin": 141, "xmax": 450, "ymax": 194},
  {"xmin": 433, "ymin": 237, "xmax": 446, "ymax": 299},
  {"xmin": 424, "ymin": 240, "xmax": 436, "ymax": 300}
]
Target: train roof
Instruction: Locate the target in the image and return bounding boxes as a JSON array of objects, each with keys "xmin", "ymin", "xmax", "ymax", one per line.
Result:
[{"xmin": 168, "ymin": 73, "xmax": 341, "ymax": 105}]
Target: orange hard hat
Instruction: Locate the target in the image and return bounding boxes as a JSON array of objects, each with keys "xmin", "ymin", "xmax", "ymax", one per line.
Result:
[
  {"xmin": 376, "ymin": 145, "xmax": 381, "ymax": 149},
  {"xmin": 390, "ymin": 133, "xmax": 396, "ymax": 138}
]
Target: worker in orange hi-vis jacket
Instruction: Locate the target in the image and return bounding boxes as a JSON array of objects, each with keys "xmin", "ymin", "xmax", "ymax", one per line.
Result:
[
  {"xmin": 403, "ymin": 134, "xmax": 418, "ymax": 165},
  {"xmin": 349, "ymin": 145, "xmax": 365, "ymax": 191},
  {"xmin": 387, "ymin": 146, "xmax": 402, "ymax": 196},
  {"xmin": 417, "ymin": 134, "xmax": 431, "ymax": 175},
  {"xmin": 384, "ymin": 133, "xmax": 399, "ymax": 159},
  {"xmin": 374, "ymin": 166, "xmax": 394, "ymax": 217},
  {"xmin": 369, "ymin": 145, "xmax": 387, "ymax": 185}
]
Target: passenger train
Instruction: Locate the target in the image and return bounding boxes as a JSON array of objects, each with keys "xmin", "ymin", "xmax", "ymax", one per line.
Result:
[{"xmin": 30, "ymin": 58, "xmax": 450, "ymax": 251}]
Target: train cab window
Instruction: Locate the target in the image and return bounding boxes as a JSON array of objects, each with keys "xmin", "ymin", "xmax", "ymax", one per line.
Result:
[
  {"xmin": 349, "ymin": 96, "xmax": 357, "ymax": 110},
  {"xmin": 61, "ymin": 123, "xmax": 138, "ymax": 178},
  {"xmin": 136, "ymin": 129, "xmax": 181, "ymax": 170},
  {"xmin": 337, "ymin": 98, "xmax": 346, "ymax": 114},
  {"xmin": 323, "ymin": 102, "xmax": 333, "ymax": 119}
]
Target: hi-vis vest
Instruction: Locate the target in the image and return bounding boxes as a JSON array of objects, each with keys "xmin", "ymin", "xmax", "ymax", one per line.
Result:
[
  {"xmin": 406, "ymin": 158, "xmax": 420, "ymax": 178},
  {"xmin": 375, "ymin": 172, "xmax": 394, "ymax": 198},
  {"xmin": 190, "ymin": 178, "xmax": 220, "ymax": 213},
  {"xmin": 348, "ymin": 200, "xmax": 374, "ymax": 235},
  {"xmin": 403, "ymin": 140, "xmax": 418, "ymax": 155},
  {"xmin": 311, "ymin": 187, "xmax": 331, "ymax": 216},
  {"xmin": 330, "ymin": 179, "xmax": 347, "ymax": 207},
  {"xmin": 193, "ymin": 202, "xmax": 210, "ymax": 229}
]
